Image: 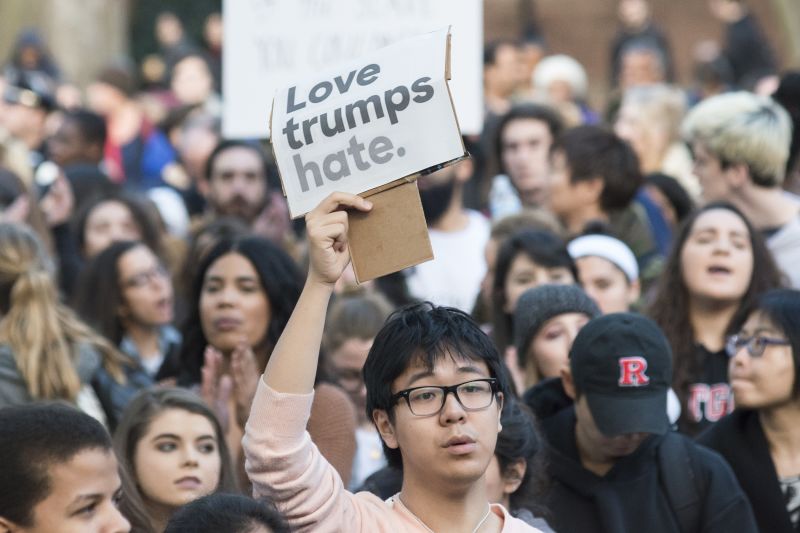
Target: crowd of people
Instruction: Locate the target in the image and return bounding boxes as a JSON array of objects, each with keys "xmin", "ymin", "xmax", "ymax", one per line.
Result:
[{"xmin": 1, "ymin": 0, "xmax": 800, "ymax": 531}]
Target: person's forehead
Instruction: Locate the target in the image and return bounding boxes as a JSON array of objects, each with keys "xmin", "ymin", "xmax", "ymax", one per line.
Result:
[
  {"xmin": 510, "ymin": 252, "xmax": 552, "ymax": 272},
  {"xmin": 495, "ymin": 44, "xmax": 519, "ymax": 64},
  {"xmin": 119, "ymin": 245, "xmax": 156, "ymax": 272},
  {"xmin": 331, "ymin": 338, "xmax": 372, "ymax": 367},
  {"xmin": 213, "ymin": 146, "xmax": 264, "ymax": 171},
  {"xmin": 577, "ymin": 255, "xmax": 626, "ymax": 279},
  {"xmin": 395, "ymin": 351, "xmax": 491, "ymax": 386},
  {"xmin": 89, "ymin": 200, "xmax": 133, "ymax": 222},
  {"xmin": 503, "ymin": 118, "xmax": 550, "ymax": 142},
  {"xmin": 142, "ymin": 408, "xmax": 216, "ymax": 441},
  {"xmin": 691, "ymin": 208, "xmax": 748, "ymax": 234},
  {"xmin": 44, "ymin": 449, "xmax": 120, "ymax": 503}
]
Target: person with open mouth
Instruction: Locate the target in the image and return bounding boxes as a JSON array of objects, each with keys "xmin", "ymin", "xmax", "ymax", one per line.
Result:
[{"xmin": 649, "ymin": 202, "xmax": 783, "ymax": 435}]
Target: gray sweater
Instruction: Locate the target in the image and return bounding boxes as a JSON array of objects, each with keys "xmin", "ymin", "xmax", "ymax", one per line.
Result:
[{"xmin": 0, "ymin": 342, "xmax": 152, "ymax": 428}]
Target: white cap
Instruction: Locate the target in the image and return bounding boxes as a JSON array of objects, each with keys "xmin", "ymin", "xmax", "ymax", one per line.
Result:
[{"xmin": 568, "ymin": 234, "xmax": 639, "ymax": 282}]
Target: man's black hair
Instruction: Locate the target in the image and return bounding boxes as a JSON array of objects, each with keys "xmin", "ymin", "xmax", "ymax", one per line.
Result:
[
  {"xmin": 483, "ymin": 39, "xmax": 518, "ymax": 67},
  {"xmin": 0, "ymin": 403, "xmax": 112, "ymax": 527},
  {"xmin": 645, "ymin": 172, "xmax": 694, "ymax": 223},
  {"xmin": 495, "ymin": 103, "xmax": 564, "ymax": 175},
  {"xmin": 164, "ymin": 493, "xmax": 290, "ymax": 533},
  {"xmin": 551, "ymin": 125, "xmax": 642, "ymax": 212},
  {"xmin": 363, "ymin": 302, "xmax": 511, "ymax": 470},
  {"xmin": 63, "ymin": 109, "xmax": 107, "ymax": 147},
  {"xmin": 204, "ymin": 139, "xmax": 270, "ymax": 184}
]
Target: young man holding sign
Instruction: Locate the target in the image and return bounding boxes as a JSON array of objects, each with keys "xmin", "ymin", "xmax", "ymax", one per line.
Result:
[{"xmin": 243, "ymin": 192, "xmax": 540, "ymax": 532}]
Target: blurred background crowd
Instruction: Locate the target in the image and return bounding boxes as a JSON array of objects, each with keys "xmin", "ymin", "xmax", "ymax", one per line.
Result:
[{"xmin": 1, "ymin": 0, "xmax": 800, "ymax": 531}]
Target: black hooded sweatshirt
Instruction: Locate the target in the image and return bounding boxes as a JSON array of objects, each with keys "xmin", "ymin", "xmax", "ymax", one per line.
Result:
[{"xmin": 533, "ymin": 382, "xmax": 758, "ymax": 533}]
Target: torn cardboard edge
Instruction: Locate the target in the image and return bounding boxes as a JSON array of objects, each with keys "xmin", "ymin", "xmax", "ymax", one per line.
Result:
[{"xmin": 347, "ymin": 153, "xmax": 468, "ymax": 283}]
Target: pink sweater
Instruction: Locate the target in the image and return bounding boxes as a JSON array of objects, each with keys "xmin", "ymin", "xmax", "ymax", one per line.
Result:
[{"xmin": 243, "ymin": 381, "xmax": 543, "ymax": 532}]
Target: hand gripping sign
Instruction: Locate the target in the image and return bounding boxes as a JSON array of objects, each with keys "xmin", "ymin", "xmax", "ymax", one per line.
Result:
[{"xmin": 270, "ymin": 27, "xmax": 467, "ymax": 282}]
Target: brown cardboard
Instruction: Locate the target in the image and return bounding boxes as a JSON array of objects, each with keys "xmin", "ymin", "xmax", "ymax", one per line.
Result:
[
  {"xmin": 269, "ymin": 28, "xmax": 464, "ymax": 282},
  {"xmin": 348, "ymin": 179, "xmax": 433, "ymax": 283}
]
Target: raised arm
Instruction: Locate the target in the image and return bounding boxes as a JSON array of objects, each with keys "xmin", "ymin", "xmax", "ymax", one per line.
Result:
[{"xmin": 262, "ymin": 191, "xmax": 372, "ymax": 393}]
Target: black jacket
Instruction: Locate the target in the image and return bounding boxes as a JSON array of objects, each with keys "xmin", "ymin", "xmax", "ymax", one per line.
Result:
[
  {"xmin": 698, "ymin": 409, "xmax": 796, "ymax": 533},
  {"xmin": 541, "ymin": 405, "xmax": 758, "ymax": 533}
]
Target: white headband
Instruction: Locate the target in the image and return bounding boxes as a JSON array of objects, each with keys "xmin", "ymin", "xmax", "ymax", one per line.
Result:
[{"xmin": 568, "ymin": 235, "xmax": 639, "ymax": 282}]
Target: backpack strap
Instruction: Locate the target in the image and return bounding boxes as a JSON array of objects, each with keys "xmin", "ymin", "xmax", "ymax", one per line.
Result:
[{"xmin": 658, "ymin": 432, "xmax": 703, "ymax": 533}]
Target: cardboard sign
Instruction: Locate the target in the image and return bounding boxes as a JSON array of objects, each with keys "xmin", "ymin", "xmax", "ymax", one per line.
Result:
[
  {"xmin": 270, "ymin": 27, "xmax": 465, "ymax": 219},
  {"xmin": 348, "ymin": 179, "xmax": 432, "ymax": 282},
  {"xmin": 222, "ymin": 0, "xmax": 483, "ymax": 138}
]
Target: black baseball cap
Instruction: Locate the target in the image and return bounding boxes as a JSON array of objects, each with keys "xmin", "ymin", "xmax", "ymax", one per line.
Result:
[{"xmin": 569, "ymin": 313, "xmax": 672, "ymax": 436}]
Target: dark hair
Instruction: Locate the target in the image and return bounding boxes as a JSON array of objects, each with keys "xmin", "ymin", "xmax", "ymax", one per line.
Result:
[
  {"xmin": 495, "ymin": 103, "xmax": 564, "ymax": 175},
  {"xmin": 363, "ymin": 302, "xmax": 512, "ymax": 469},
  {"xmin": 175, "ymin": 217, "xmax": 249, "ymax": 325},
  {"xmin": 772, "ymin": 71, "xmax": 800, "ymax": 176},
  {"xmin": 178, "ymin": 236, "xmax": 303, "ymax": 385},
  {"xmin": 164, "ymin": 493, "xmax": 290, "ymax": 533},
  {"xmin": 204, "ymin": 139, "xmax": 269, "ymax": 183},
  {"xmin": 63, "ymin": 108, "xmax": 106, "ymax": 147},
  {"xmin": 495, "ymin": 399, "xmax": 549, "ymax": 516},
  {"xmin": 323, "ymin": 292, "xmax": 394, "ymax": 354},
  {"xmin": 552, "ymin": 125, "xmax": 642, "ymax": 211},
  {"xmin": 491, "ymin": 229, "xmax": 577, "ymax": 353},
  {"xmin": 619, "ymin": 38, "xmax": 667, "ymax": 77},
  {"xmin": 0, "ymin": 402, "xmax": 112, "ymax": 527},
  {"xmin": 113, "ymin": 387, "xmax": 239, "ymax": 531},
  {"xmin": 72, "ymin": 191, "xmax": 165, "ymax": 259},
  {"xmin": 648, "ymin": 202, "xmax": 783, "ymax": 418},
  {"xmin": 645, "ymin": 172, "xmax": 693, "ymax": 223},
  {"xmin": 483, "ymin": 39, "xmax": 517, "ymax": 66},
  {"xmin": 744, "ymin": 289, "xmax": 800, "ymax": 396},
  {"xmin": 75, "ymin": 240, "xmax": 149, "ymax": 345}
]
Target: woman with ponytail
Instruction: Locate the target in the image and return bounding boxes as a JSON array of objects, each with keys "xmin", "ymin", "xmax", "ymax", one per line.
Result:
[{"xmin": 0, "ymin": 222, "xmax": 151, "ymax": 429}]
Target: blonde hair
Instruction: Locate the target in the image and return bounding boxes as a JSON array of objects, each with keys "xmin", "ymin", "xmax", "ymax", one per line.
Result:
[
  {"xmin": 622, "ymin": 84, "xmax": 687, "ymax": 144},
  {"xmin": 681, "ymin": 91, "xmax": 792, "ymax": 186},
  {"xmin": 0, "ymin": 223, "xmax": 128, "ymax": 401}
]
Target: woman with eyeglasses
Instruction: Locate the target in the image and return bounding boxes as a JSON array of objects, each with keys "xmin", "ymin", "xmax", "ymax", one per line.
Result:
[
  {"xmin": 75, "ymin": 241, "xmax": 181, "ymax": 382},
  {"xmin": 698, "ymin": 289, "xmax": 800, "ymax": 533},
  {"xmin": 648, "ymin": 202, "xmax": 783, "ymax": 435}
]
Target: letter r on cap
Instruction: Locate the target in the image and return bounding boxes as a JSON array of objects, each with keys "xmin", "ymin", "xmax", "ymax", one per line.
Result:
[{"xmin": 618, "ymin": 356, "xmax": 650, "ymax": 387}]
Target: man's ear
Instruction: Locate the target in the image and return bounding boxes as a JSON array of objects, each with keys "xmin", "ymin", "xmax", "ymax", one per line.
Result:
[
  {"xmin": 725, "ymin": 162, "xmax": 750, "ymax": 190},
  {"xmin": 502, "ymin": 458, "xmax": 527, "ymax": 496},
  {"xmin": 0, "ymin": 516, "xmax": 19, "ymax": 532},
  {"xmin": 372, "ymin": 409, "xmax": 398, "ymax": 449},
  {"xmin": 496, "ymin": 392, "xmax": 505, "ymax": 432},
  {"xmin": 561, "ymin": 366, "xmax": 577, "ymax": 400},
  {"xmin": 576, "ymin": 176, "xmax": 604, "ymax": 204}
]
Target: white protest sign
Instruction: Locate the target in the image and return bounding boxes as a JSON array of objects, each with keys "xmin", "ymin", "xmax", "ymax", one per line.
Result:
[
  {"xmin": 271, "ymin": 28, "xmax": 465, "ymax": 218},
  {"xmin": 223, "ymin": 0, "xmax": 482, "ymax": 139}
]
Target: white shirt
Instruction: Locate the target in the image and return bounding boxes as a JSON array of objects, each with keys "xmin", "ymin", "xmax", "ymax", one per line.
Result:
[{"xmin": 405, "ymin": 210, "xmax": 490, "ymax": 312}]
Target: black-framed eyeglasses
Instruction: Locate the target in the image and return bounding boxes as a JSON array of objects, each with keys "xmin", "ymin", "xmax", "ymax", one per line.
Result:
[
  {"xmin": 391, "ymin": 378, "xmax": 499, "ymax": 417},
  {"xmin": 122, "ymin": 264, "xmax": 169, "ymax": 289},
  {"xmin": 726, "ymin": 334, "xmax": 790, "ymax": 358}
]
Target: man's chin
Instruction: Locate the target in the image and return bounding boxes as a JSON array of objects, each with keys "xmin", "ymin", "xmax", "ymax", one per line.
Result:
[
  {"xmin": 520, "ymin": 189, "xmax": 546, "ymax": 207},
  {"xmin": 219, "ymin": 207, "xmax": 258, "ymax": 224}
]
